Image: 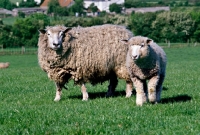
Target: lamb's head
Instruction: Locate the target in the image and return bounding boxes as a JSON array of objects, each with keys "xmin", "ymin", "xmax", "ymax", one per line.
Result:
[
  {"xmin": 39, "ymin": 26, "xmax": 71, "ymax": 50},
  {"xmin": 121, "ymin": 36, "xmax": 153, "ymax": 61}
]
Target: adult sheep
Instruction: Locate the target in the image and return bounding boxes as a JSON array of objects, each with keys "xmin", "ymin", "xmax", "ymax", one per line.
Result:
[
  {"xmin": 38, "ymin": 24, "xmax": 134, "ymax": 101},
  {"xmin": 121, "ymin": 36, "xmax": 167, "ymax": 106}
]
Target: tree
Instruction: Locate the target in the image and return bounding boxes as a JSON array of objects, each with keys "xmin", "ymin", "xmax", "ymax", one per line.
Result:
[
  {"xmin": 129, "ymin": 12, "xmax": 156, "ymax": 40},
  {"xmin": 0, "ymin": 0, "xmax": 16, "ymax": 10},
  {"xmin": 152, "ymin": 12, "xmax": 195, "ymax": 42},
  {"xmin": 88, "ymin": 3, "xmax": 98, "ymax": 13},
  {"xmin": 19, "ymin": 0, "xmax": 37, "ymax": 7},
  {"xmin": 191, "ymin": 11, "xmax": 200, "ymax": 42},
  {"xmin": 12, "ymin": 13, "xmax": 50, "ymax": 47},
  {"xmin": 48, "ymin": 0, "xmax": 68, "ymax": 16},
  {"xmin": 109, "ymin": 3, "xmax": 122, "ymax": 13},
  {"xmin": 68, "ymin": 0, "xmax": 85, "ymax": 16}
]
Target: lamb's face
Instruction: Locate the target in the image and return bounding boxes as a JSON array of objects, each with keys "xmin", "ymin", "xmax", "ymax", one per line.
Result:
[
  {"xmin": 47, "ymin": 29, "xmax": 65, "ymax": 50},
  {"xmin": 121, "ymin": 36, "xmax": 152, "ymax": 61}
]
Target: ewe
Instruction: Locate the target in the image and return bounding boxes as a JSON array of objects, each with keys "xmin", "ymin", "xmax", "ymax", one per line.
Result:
[
  {"xmin": 121, "ymin": 36, "xmax": 167, "ymax": 106},
  {"xmin": 38, "ymin": 24, "xmax": 134, "ymax": 101}
]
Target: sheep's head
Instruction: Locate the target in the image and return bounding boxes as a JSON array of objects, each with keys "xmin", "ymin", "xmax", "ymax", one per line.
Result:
[
  {"xmin": 121, "ymin": 36, "xmax": 153, "ymax": 61},
  {"xmin": 39, "ymin": 26, "xmax": 71, "ymax": 50}
]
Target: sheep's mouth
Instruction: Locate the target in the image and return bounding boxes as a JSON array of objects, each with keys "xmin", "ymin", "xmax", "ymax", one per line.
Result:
[{"xmin": 52, "ymin": 46, "xmax": 61, "ymax": 50}]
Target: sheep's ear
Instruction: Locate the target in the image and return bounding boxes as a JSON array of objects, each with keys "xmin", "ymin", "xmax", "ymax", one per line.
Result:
[
  {"xmin": 121, "ymin": 39, "xmax": 129, "ymax": 44},
  {"xmin": 147, "ymin": 39, "xmax": 153, "ymax": 45},
  {"xmin": 39, "ymin": 29, "xmax": 46, "ymax": 34},
  {"xmin": 63, "ymin": 27, "xmax": 72, "ymax": 34}
]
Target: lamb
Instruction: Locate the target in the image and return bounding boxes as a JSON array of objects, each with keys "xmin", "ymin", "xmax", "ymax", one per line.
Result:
[
  {"xmin": 0, "ymin": 62, "xmax": 9, "ymax": 69},
  {"xmin": 121, "ymin": 36, "xmax": 167, "ymax": 106},
  {"xmin": 38, "ymin": 24, "xmax": 134, "ymax": 101}
]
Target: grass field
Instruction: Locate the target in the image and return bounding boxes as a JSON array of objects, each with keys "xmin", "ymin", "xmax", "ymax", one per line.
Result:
[{"xmin": 0, "ymin": 46, "xmax": 200, "ymax": 134}]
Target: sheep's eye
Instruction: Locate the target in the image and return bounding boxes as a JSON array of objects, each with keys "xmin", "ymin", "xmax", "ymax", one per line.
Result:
[
  {"xmin": 140, "ymin": 44, "xmax": 144, "ymax": 47},
  {"xmin": 47, "ymin": 33, "xmax": 50, "ymax": 36}
]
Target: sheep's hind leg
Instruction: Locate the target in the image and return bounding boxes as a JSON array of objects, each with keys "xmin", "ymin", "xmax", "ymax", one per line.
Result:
[
  {"xmin": 81, "ymin": 84, "xmax": 89, "ymax": 101},
  {"xmin": 156, "ymin": 75, "xmax": 165, "ymax": 103},
  {"xmin": 54, "ymin": 82, "xmax": 63, "ymax": 101},
  {"xmin": 106, "ymin": 73, "xmax": 118, "ymax": 97},
  {"xmin": 125, "ymin": 81, "xmax": 133, "ymax": 98}
]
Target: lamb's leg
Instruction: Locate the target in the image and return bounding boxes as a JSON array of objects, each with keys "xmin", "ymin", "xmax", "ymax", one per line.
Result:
[
  {"xmin": 125, "ymin": 81, "xmax": 133, "ymax": 98},
  {"xmin": 81, "ymin": 84, "xmax": 89, "ymax": 101},
  {"xmin": 156, "ymin": 74, "xmax": 165, "ymax": 102},
  {"xmin": 131, "ymin": 77, "xmax": 147, "ymax": 106},
  {"xmin": 106, "ymin": 73, "xmax": 118, "ymax": 97},
  {"xmin": 148, "ymin": 76, "xmax": 159, "ymax": 103},
  {"xmin": 54, "ymin": 82, "xmax": 63, "ymax": 101}
]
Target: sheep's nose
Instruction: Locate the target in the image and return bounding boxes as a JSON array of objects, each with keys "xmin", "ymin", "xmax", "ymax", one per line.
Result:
[
  {"xmin": 53, "ymin": 43, "xmax": 59, "ymax": 47},
  {"xmin": 132, "ymin": 55, "xmax": 137, "ymax": 59}
]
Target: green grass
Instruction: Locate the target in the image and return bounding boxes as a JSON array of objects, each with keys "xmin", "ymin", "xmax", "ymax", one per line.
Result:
[
  {"xmin": 1, "ymin": 46, "xmax": 200, "ymax": 134},
  {"xmin": 2, "ymin": 17, "xmax": 17, "ymax": 25},
  {"xmin": 9, "ymin": 0, "xmax": 21, "ymax": 4}
]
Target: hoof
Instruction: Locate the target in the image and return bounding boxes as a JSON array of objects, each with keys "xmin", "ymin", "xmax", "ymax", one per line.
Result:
[
  {"xmin": 136, "ymin": 93, "xmax": 147, "ymax": 106},
  {"xmin": 54, "ymin": 97, "xmax": 61, "ymax": 101},
  {"xmin": 125, "ymin": 91, "xmax": 132, "ymax": 98},
  {"xmin": 82, "ymin": 93, "xmax": 89, "ymax": 101}
]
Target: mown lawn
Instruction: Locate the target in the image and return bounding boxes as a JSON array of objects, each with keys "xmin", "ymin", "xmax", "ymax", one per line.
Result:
[{"xmin": 0, "ymin": 46, "xmax": 200, "ymax": 134}]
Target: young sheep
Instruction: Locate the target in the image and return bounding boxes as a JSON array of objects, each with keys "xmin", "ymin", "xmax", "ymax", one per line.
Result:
[
  {"xmin": 121, "ymin": 36, "xmax": 167, "ymax": 106},
  {"xmin": 38, "ymin": 24, "xmax": 134, "ymax": 101},
  {"xmin": 0, "ymin": 62, "xmax": 10, "ymax": 69}
]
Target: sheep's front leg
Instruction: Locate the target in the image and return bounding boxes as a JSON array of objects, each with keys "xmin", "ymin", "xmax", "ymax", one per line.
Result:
[
  {"xmin": 54, "ymin": 82, "xmax": 62, "ymax": 101},
  {"xmin": 148, "ymin": 76, "xmax": 159, "ymax": 103},
  {"xmin": 125, "ymin": 81, "xmax": 133, "ymax": 98},
  {"xmin": 81, "ymin": 84, "xmax": 89, "ymax": 101},
  {"xmin": 131, "ymin": 77, "xmax": 147, "ymax": 106}
]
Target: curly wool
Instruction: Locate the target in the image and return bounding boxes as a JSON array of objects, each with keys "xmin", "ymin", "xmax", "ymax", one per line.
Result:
[
  {"xmin": 38, "ymin": 24, "xmax": 133, "ymax": 85},
  {"xmin": 126, "ymin": 36, "xmax": 166, "ymax": 79},
  {"xmin": 125, "ymin": 36, "xmax": 167, "ymax": 105}
]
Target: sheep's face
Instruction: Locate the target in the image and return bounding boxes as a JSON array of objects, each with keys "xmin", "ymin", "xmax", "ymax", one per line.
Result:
[
  {"xmin": 46, "ymin": 30, "xmax": 65, "ymax": 50},
  {"xmin": 121, "ymin": 36, "xmax": 153, "ymax": 61},
  {"xmin": 39, "ymin": 26, "xmax": 71, "ymax": 51}
]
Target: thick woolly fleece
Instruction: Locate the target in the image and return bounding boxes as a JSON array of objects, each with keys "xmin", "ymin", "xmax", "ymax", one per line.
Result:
[
  {"xmin": 125, "ymin": 36, "xmax": 167, "ymax": 106},
  {"xmin": 38, "ymin": 24, "xmax": 134, "ymax": 101}
]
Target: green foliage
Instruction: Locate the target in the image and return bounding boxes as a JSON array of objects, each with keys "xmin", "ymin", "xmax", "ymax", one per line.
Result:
[
  {"xmin": 11, "ymin": 13, "xmax": 50, "ymax": 47},
  {"xmin": 18, "ymin": 11, "xmax": 25, "ymax": 18},
  {"xmin": 0, "ymin": 24, "xmax": 13, "ymax": 48},
  {"xmin": 129, "ymin": 11, "xmax": 196, "ymax": 42},
  {"xmin": 1, "ymin": 46, "xmax": 200, "ymax": 134},
  {"xmin": 151, "ymin": 12, "xmax": 195, "ymax": 42},
  {"xmin": 88, "ymin": 3, "xmax": 98, "ymax": 13},
  {"xmin": 47, "ymin": 0, "xmax": 68, "ymax": 16},
  {"xmin": 109, "ymin": 3, "xmax": 122, "ymax": 13},
  {"xmin": 0, "ymin": 0, "xmax": 16, "ymax": 10},
  {"xmin": 19, "ymin": 0, "xmax": 37, "ymax": 7},
  {"xmin": 190, "ymin": 11, "xmax": 200, "ymax": 42},
  {"xmin": 68, "ymin": 0, "xmax": 85, "ymax": 15},
  {"xmin": 129, "ymin": 12, "xmax": 156, "ymax": 37}
]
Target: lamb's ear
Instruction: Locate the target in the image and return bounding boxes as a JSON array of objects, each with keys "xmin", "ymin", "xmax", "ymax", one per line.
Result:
[
  {"xmin": 39, "ymin": 29, "xmax": 46, "ymax": 34},
  {"xmin": 121, "ymin": 39, "xmax": 129, "ymax": 45},
  {"xmin": 147, "ymin": 39, "xmax": 153, "ymax": 45}
]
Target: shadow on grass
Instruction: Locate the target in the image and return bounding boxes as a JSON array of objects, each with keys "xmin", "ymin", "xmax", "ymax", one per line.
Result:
[
  {"xmin": 161, "ymin": 94, "xmax": 192, "ymax": 104},
  {"xmin": 162, "ymin": 86, "xmax": 168, "ymax": 91},
  {"xmin": 68, "ymin": 90, "xmax": 136, "ymax": 100}
]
